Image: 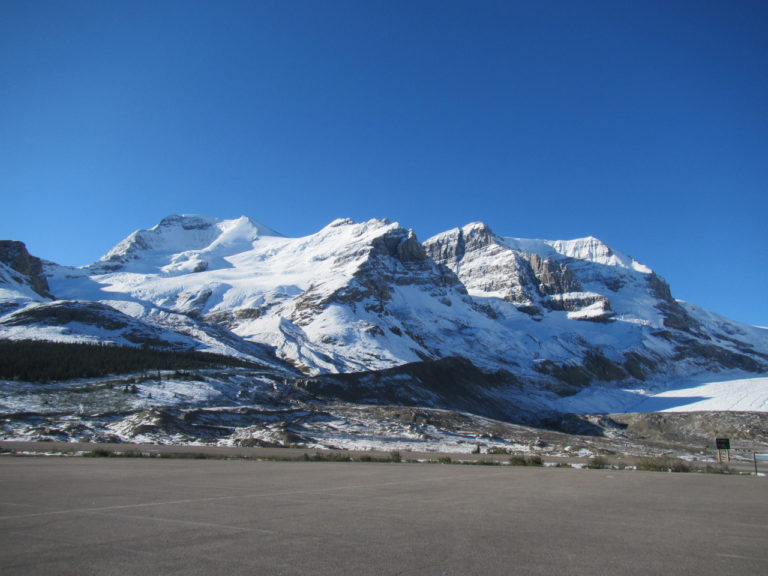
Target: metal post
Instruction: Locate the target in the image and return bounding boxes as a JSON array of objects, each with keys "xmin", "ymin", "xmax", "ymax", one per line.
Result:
[{"xmin": 755, "ymin": 452, "xmax": 759, "ymax": 476}]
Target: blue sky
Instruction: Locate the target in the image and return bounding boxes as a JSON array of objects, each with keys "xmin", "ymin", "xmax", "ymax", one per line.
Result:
[{"xmin": 1, "ymin": 0, "xmax": 766, "ymax": 326}]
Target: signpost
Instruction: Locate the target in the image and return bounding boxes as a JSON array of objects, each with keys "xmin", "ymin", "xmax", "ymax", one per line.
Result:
[
  {"xmin": 715, "ymin": 438, "xmax": 731, "ymax": 463},
  {"xmin": 754, "ymin": 452, "xmax": 768, "ymax": 476}
]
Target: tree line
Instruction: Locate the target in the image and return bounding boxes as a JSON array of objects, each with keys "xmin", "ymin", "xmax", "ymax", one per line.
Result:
[{"xmin": 0, "ymin": 339, "xmax": 260, "ymax": 382}]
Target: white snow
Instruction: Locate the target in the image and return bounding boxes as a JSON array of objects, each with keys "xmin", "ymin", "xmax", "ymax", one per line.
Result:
[
  {"xmin": 631, "ymin": 376, "xmax": 768, "ymax": 413},
  {"xmin": 549, "ymin": 375, "xmax": 768, "ymax": 414},
  {"xmin": 496, "ymin": 234, "xmax": 652, "ymax": 273}
]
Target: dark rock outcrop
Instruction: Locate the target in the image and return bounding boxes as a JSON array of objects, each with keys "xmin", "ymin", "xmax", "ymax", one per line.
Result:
[
  {"xmin": 529, "ymin": 253, "xmax": 581, "ymax": 296},
  {"xmin": 0, "ymin": 240, "xmax": 53, "ymax": 298},
  {"xmin": 647, "ymin": 273, "xmax": 701, "ymax": 334}
]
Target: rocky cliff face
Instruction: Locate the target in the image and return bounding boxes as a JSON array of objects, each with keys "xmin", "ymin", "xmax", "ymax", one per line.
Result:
[
  {"xmin": 423, "ymin": 222, "xmax": 768, "ymax": 388},
  {"xmin": 322, "ymin": 227, "xmax": 466, "ymax": 312},
  {"xmin": 423, "ymin": 223, "xmax": 614, "ymax": 321},
  {"xmin": 529, "ymin": 253, "xmax": 582, "ymax": 296},
  {"xmin": 423, "ymin": 223, "xmax": 536, "ymax": 305},
  {"xmin": 0, "ymin": 240, "xmax": 52, "ymax": 299}
]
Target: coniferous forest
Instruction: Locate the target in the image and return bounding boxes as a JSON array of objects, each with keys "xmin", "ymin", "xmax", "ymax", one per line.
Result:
[{"xmin": 0, "ymin": 340, "xmax": 261, "ymax": 382}]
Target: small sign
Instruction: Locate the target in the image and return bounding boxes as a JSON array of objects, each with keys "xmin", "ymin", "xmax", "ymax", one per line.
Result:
[{"xmin": 716, "ymin": 438, "xmax": 731, "ymax": 450}]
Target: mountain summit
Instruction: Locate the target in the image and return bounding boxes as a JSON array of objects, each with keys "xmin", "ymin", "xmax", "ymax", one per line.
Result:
[
  {"xmin": 96, "ymin": 215, "xmax": 281, "ymax": 274},
  {"xmin": 1, "ymin": 215, "xmax": 766, "ymax": 413}
]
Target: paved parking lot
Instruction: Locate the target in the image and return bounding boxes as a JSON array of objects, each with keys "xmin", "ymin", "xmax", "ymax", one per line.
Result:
[{"xmin": 1, "ymin": 457, "xmax": 766, "ymax": 575}]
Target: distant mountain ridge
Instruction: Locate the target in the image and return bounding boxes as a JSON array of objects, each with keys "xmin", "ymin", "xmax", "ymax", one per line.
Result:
[{"xmin": 1, "ymin": 214, "xmax": 767, "ymax": 413}]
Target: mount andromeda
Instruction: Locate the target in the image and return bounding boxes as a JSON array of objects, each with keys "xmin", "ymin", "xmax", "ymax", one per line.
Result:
[{"xmin": 2, "ymin": 215, "xmax": 767, "ymax": 453}]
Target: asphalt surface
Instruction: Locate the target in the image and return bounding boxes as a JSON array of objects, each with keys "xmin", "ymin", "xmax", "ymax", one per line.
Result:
[{"xmin": 1, "ymin": 457, "xmax": 766, "ymax": 575}]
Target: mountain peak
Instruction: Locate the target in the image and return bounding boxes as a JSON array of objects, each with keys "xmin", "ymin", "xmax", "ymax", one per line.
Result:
[
  {"xmin": 462, "ymin": 221, "xmax": 493, "ymax": 233},
  {"xmin": 156, "ymin": 214, "xmax": 216, "ymax": 230},
  {"xmin": 327, "ymin": 217, "xmax": 355, "ymax": 228},
  {"xmin": 547, "ymin": 236, "xmax": 651, "ymax": 273},
  {"xmin": 96, "ymin": 214, "xmax": 280, "ymax": 271},
  {"xmin": 495, "ymin": 234, "xmax": 651, "ymax": 273},
  {"xmin": 154, "ymin": 214, "xmax": 281, "ymax": 237}
]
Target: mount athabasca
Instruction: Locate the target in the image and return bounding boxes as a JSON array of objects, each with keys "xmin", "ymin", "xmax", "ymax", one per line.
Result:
[{"xmin": 1, "ymin": 214, "xmax": 767, "ymax": 455}]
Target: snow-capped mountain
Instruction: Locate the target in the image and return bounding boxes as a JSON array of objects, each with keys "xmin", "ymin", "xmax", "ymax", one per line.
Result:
[
  {"xmin": 424, "ymin": 223, "xmax": 768, "ymax": 389},
  {"xmin": 2, "ymin": 215, "xmax": 767, "ymax": 400}
]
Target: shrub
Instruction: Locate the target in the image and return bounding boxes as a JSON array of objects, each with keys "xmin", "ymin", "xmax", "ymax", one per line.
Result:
[
  {"xmin": 586, "ymin": 456, "xmax": 610, "ymax": 469},
  {"xmin": 635, "ymin": 457, "xmax": 664, "ymax": 472},
  {"xmin": 636, "ymin": 456, "xmax": 691, "ymax": 473},
  {"xmin": 355, "ymin": 453, "xmax": 401, "ymax": 463},
  {"xmin": 438, "ymin": 456, "xmax": 452, "ymax": 464},
  {"xmin": 302, "ymin": 451, "xmax": 351, "ymax": 462},
  {"xmin": 669, "ymin": 459, "xmax": 691, "ymax": 473},
  {"xmin": 508, "ymin": 455, "xmax": 543, "ymax": 467},
  {"xmin": 84, "ymin": 448, "xmax": 113, "ymax": 458}
]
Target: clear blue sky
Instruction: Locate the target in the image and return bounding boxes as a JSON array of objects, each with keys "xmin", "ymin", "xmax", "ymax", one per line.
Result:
[{"xmin": 1, "ymin": 1, "xmax": 766, "ymax": 326}]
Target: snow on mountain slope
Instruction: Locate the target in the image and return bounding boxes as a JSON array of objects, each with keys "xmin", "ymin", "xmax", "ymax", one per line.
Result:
[
  {"xmin": 42, "ymin": 216, "xmax": 507, "ymax": 373},
  {"xmin": 2, "ymin": 214, "xmax": 766, "ymax": 400},
  {"xmin": 423, "ymin": 222, "xmax": 768, "ymax": 389},
  {"xmin": 422, "ymin": 223, "xmax": 663, "ymax": 368},
  {"xmin": 0, "ymin": 241, "xmax": 53, "ymax": 315},
  {"xmin": 0, "ymin": 299, "xmax": 201, "ymax": 349},
  {"xmin": 423, "ymin": 222, "xmax": 657, "ymax": 323},
  {"xmin": 680, "ymin": 300, "xmax": 768, "ymax": 352},
  {"xmin": 96, "ymin": 214, "xmax": 281, "ymax": 274},
  {"xmin": 503, "ymin": 234, "xmax": 651, "ymax": 273},
  {"xmin": 0, "ymin": 261, "xmax": 46, "ymax": 310}
]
